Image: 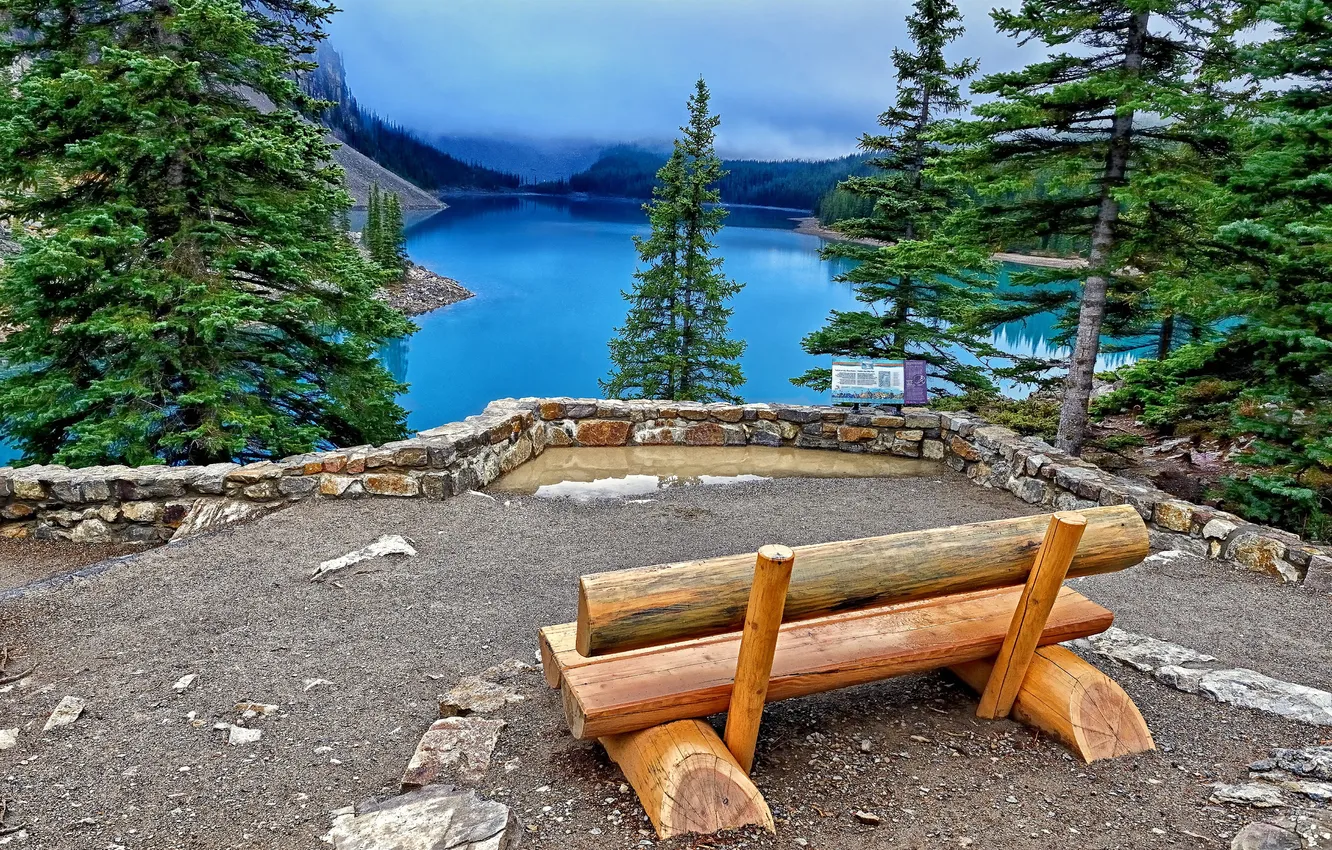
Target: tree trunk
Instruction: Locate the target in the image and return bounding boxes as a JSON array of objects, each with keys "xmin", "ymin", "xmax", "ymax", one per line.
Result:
[
  {"xmin": 1055, "ymin": 11, "xmax": 1149, "ymax": 455},
  {"xmin": 1157, "ymin": 311, "xmax": 1175, "ymax": 360}
]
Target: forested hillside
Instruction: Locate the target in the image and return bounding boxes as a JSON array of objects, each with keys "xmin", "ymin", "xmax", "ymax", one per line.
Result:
[
  {"xmin": 302, "ymin": 44, "xmax": 520, "ymax": 193},
  {"xmin": 532, "ymin": 145, "xmax": 871, "ymax": 211}
]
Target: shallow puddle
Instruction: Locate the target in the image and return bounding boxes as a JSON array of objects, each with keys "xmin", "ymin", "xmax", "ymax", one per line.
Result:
[{"xmin": 490, "ymin": 446, "xmax": 936, "ymax": 502}]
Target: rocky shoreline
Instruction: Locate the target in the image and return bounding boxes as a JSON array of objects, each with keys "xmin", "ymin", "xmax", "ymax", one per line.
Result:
[
  {"xmin": 791, "ymin": 216, "xmax": 1088, "ymax": 269},
  {"xmin": 378, "ymin": 261, "xmax": 475, "ymax": 316}
]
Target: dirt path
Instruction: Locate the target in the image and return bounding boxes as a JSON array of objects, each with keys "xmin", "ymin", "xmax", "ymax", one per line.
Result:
[{"xmin": 1, "ymin": 474, "xmax": 1327, "ymax": 849}]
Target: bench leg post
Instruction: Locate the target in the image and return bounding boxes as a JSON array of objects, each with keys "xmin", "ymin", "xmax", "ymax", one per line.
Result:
[
  {"xmin": 952, "ymin": 645, "xmax": 1155, "ymax": 762},
  {"xmin": 724, "ymin": 544, "xmax": 795, "ymax": 774},
  {"xmin": 601, "ymin": 720, "xmax": 775, "ymax": 839},
  {"xmin": 977, "ymin": 511, "xmax": 1087, "ymax": 719}
]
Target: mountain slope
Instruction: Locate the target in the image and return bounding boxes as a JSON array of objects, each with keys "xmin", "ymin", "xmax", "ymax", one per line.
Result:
[
  {"xmin": 303, "ymin": 45, "xmax": 520, "ymax": 194},
  {"xmin": 331, "ymin": 137, "xmax": 443, "ymax": 209}
]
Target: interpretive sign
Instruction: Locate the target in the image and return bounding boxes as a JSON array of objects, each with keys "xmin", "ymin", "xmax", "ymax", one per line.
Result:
[{"xmin": 830, "ymin": 359, "xmax": 928, "ymax": 406}]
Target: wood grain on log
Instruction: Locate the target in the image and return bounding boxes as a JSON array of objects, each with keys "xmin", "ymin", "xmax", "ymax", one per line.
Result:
[
  {"xmin": 952, "ymin": 645, "xmax": 1154, "ymax": 762},
  {"xmin": 724, "ymin": 545, "xmax": 794, "ymax": 773},
  {"xmin": 978, "ymin": 512, "xmax": 1087, "ymax": 719},
  {"xmin": 576, "ymin": 505, "xmax": 1146, "ymax": 656},
  {"xmin": 560, "ymin": 586, "xmax": 1113, "ymax": 739},
  {"xmin": 601, "ymin": 720, "xmax": 774, "ymax": 839}
]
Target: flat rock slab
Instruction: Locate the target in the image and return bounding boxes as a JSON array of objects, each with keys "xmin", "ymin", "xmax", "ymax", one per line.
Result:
[
  {"xmin": 1073, "ymin": 629, "xmax": 1332, "ymax": 726},
  {"xmin": 1211, "ymin": 782, "xmax": 1288, "ymax": 808},
  {"xmin": 402, "ymin": 717, "xmax": 506, "ymax": 789},
  {"xmin": 438, "ymin": 659, "xmax": 535, "ymax": 717},
  {"xmin": 1230, "ymin": 822, "xmax": 1302, "ymax": 850},
  {"xmin": 1199, "ymin": 669, "xmax": 1332, "ymax": 726},
  {"xmin": 1252, "ymin": 746, "xmax": 1332, "ymax": 782},
  {"xmin": 438, "ymin": 677, "xmax": 524, "ymax": 717},
  {"xmin": 326, "ymin": 786, "xmax": 519, "ymax": 850},
  {"xmin": 1072, "ymin": 626, "xmax": 1216, "ymax": 672}
]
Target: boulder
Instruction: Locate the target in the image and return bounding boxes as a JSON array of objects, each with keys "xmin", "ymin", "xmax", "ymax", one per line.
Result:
[{"xmin": 171, "ymin": 498, "xmax": 271, "ymax": 541}]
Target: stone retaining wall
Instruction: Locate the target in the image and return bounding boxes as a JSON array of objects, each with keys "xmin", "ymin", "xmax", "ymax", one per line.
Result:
[{"xmin": 1, "ymin": 397, "xmax": 1327, "ymax": 590}]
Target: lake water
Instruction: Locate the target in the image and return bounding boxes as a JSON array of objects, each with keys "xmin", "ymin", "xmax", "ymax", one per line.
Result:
[{"xmin": 0, "ymin": 196, "xmax": 1127, "ymax": 465}]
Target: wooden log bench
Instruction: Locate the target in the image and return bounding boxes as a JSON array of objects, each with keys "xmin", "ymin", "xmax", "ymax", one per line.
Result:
[{"xmin": 538, "ymin": 504, "xmax": 1155, "ymax": 839}]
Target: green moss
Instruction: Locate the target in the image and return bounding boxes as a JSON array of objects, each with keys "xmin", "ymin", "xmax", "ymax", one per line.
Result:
[{"xmin": 932, "ymin": 392, "xmax": 1061, "ymax": 440}]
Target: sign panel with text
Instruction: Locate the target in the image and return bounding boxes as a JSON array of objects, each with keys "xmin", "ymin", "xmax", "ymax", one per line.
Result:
[{"xmin": 830, "ymin": 359, "xmax": 928, "ymax": 406}]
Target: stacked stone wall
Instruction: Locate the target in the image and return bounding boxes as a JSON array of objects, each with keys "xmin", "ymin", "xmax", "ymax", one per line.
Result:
[{"xmin": 1, "ymin": 397, "xmax": 1327, "ymax": 591}]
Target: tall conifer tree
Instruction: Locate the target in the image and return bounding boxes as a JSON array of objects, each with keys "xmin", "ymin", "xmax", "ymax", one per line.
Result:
[
  {"xmin": 1104, "ymin": 2, "xmax": 1332, "ymax": 536},
  {"xmin": 367, "ymin": 185, "xmax": 383, "ymax": 265},
  {"xmin": 792, "ymin": 0, "xmax": 998, "ymax": 396},
  {"xmin": 383, "ymin": 191, "xmax": 407, "ymax": 275},
  {"xmin": 604, "ymin": 78, "xmax": 745, "ymax": 402},
  {"xmin": 0, "ymin": 0, "xmax": 412, "ymax": 465},
  {"xmin": 939, "ymin": 0, "xmax": 1242, "ymax": 454}
]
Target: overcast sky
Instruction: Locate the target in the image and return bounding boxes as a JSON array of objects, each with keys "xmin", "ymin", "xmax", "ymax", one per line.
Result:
[{"xmin": 325, "ymin": 0, "xmax": 1044, "ymax": 160}]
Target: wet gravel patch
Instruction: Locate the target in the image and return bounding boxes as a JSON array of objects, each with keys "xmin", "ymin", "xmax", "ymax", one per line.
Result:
[{"xmin": 0, "ymin": 472, "xmax": 1326, "ymax": 849}]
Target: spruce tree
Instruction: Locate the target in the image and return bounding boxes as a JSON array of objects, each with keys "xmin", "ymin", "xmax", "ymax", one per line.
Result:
[
  {"xmin": 366, "ymin": 183, "xmax": 383, "ymax": 264},
  {"xmin": 603, "ymin": 149, "xmax": 687, "ymax": 399},
  {"xmin": 1104, "ymin": 2, "xmax": 1332, "ymax": 537},
  {"xmin": 939, "ymin": 0, "xmax": 1242, "ymax": 454},
  {"xmin": 792, "ymin": 0, "xmax": 999, "ymax": 397},
  {"xmin": 604, "ymin": 78, "xmax": 745, "ymax": 402},
  {"xmin": 383, "ymin": 191, "xmax": 407, "ymax": 275},
  {"xmin": 0, "ymin": 0, "xmax": 412, "ymax": 466}
]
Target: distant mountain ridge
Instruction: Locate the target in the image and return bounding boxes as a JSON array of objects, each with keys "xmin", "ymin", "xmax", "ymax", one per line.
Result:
[
  {"xmin": 429, "ymin": 135, "xmax": 609, "ymax": 184},
  {"xmin": 301, "ymin": 45, "xmax": 521, "ymax": 198},
  {"xmin": 530, "ymin": 145, "xmax": 872, "ymax": 212}
]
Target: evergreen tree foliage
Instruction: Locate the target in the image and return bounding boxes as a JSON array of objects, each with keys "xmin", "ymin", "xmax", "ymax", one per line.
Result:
[
  {"xmin": 366, "ymin": 183, "xmax": 383, "ymax": 263},
  {"xmin": 382, "ymin": 191, "xmax": 407, "ymax": 274},
  {"xmin": 362, "ymin": 183, "xmax": 406, "ymax": 276},
  {"xmin": 0, "ymin": 0, "xmax": 412, "ymax": 466},
  {"xmin": 938, "ymin": 0, "xmax": 1243, "ymax": 453},
  {"xmin": 792, "ymin": 0, "xmax": 1001, "ymax": 396},
  {"xmin": 603, "ymin": 79, "xmax": 745, "ymax": 403},
  {"xmin": 1099, "ymin": 0, "xmax": 1332, "ymax": 539}
]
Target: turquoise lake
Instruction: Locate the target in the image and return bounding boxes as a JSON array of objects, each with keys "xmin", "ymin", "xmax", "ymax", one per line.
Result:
[{"xmin": 0, "ymin": 196, "xmax": 1129, "ymax": 465}]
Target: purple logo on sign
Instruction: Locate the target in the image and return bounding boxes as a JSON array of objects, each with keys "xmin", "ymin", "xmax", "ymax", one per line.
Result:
[{"xmin": 903, "ymin": 360, "xmax": 929, "ymax": 405}]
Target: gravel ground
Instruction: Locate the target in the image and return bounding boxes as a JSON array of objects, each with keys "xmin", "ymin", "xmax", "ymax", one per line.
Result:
[
  {"xmin": 0, "ymin": 539, "xmax": 145, "ymax": 593},
  {"xmin": 1, "ymin": 472, "xmax": 1328, "ymax": 850}
]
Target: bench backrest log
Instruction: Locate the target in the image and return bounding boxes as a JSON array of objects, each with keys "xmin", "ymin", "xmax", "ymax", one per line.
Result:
[{"xmin": 576, "ymin": 503, "xmax": 1149, "ymax": 656}]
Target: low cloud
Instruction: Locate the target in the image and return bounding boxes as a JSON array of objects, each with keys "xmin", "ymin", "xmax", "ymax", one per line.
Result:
[{"xmin": 327, "ymin": 0, "xmax": 1042, "ymax": 160}]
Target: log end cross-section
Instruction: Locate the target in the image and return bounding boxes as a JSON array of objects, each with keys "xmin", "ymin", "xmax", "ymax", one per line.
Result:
[
  {"xmin": 600, "ymin": 720, "xmax": 774, "ymax": 839},
  {"xmin": 953, "ymin": 645, "xmax": 1155, "ymax": 763}
]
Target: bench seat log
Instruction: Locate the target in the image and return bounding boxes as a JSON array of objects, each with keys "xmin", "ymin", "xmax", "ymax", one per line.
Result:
[
  {"xmin": 951, "ymin": 645, "xmax": 1155, "ymax": 762},
  {"xmin": 557, "ymin": 585, "xmax": 1114, "ymax": 739},
  {"xmin": 576, "ymin": 504, "xmax": 1147, "ymax": 656},
  {"xmin": 600, "ymin": 720, "xmax": 774, "ymax": 839}
]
